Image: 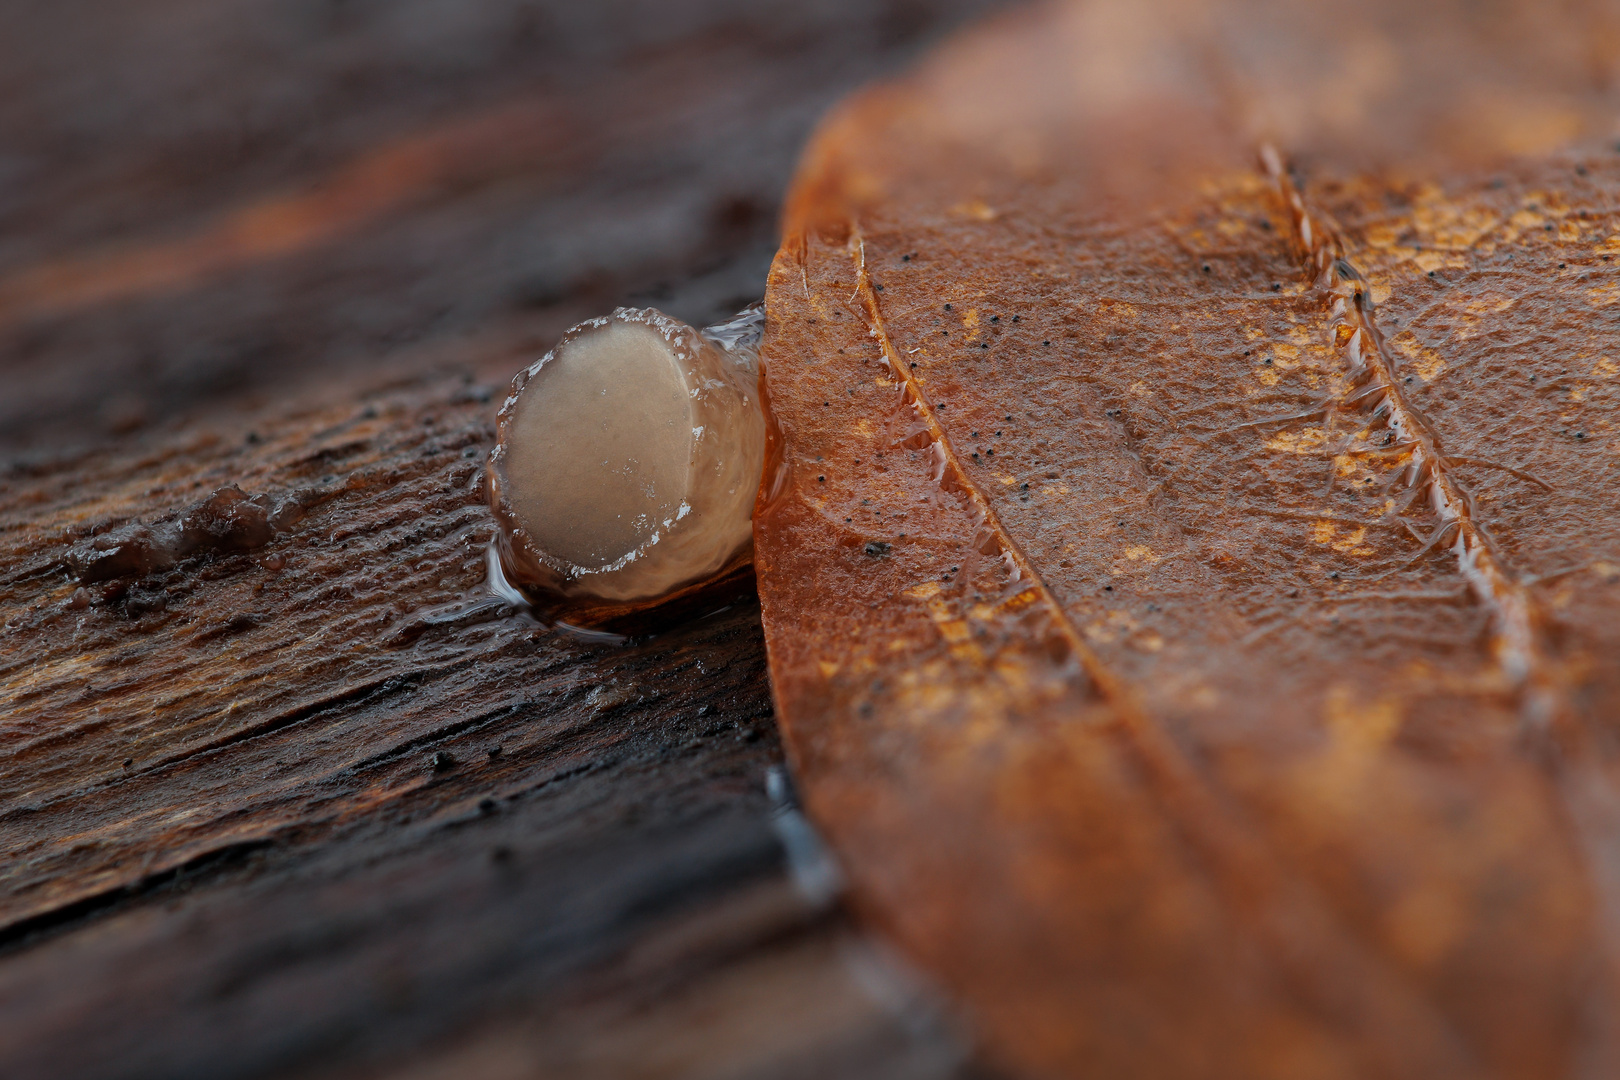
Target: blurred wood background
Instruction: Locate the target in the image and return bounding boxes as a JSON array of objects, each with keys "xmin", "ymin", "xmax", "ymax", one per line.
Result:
[{"xmin": 0, "ymin": 2, "xmax": 1008, "ymax": 1076}]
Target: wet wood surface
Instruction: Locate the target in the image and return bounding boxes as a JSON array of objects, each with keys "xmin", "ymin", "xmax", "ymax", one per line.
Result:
[{"xmin": 0, "ymin": 3, "xmax": 1005, "ymax": 1077}]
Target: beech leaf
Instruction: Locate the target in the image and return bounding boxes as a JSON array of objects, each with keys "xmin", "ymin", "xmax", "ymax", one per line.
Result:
[{"xmin": 755, "ymin": 2, "xmax": 1620, "ymax": 1077}]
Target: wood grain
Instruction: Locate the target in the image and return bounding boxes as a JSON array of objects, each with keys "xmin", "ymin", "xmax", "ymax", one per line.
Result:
[{"xmin": 0, "ymin": 1, "xmax": 1007, "ymax": 1076}]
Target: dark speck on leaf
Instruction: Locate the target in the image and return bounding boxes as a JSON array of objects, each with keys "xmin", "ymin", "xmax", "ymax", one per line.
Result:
[
  {"xmin": 864, "ymin": 542, "xmax": 891, "ymax": 558},
  {"xmin": 431, "ymin": 750, "xmax": 457, "ymax": 771}
]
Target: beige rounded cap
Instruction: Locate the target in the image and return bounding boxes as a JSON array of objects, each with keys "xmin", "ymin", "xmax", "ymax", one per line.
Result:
[{"xmin": 488, "ymin": 305, "xmax": 766, "ymax": 622}]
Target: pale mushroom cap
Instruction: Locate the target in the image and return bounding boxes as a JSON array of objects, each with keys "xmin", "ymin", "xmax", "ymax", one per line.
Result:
[
  {"xmin": 502, "ymin": 320, "xmax": 693, "ymax": 570},
  {"xmin": 491, "ymin": 305, "xmax": 766, "ymax": 612}
]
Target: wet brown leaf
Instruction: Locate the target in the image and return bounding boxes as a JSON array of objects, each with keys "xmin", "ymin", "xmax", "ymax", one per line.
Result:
[{"xmin": 755, "ymin": 2, "xmax": 1620, "ymax": 1077}]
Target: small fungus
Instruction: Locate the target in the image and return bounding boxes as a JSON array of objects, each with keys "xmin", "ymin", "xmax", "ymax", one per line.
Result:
[{"xmin": 488, "ymin": 305, "xmax": 766, "ymax": 630}]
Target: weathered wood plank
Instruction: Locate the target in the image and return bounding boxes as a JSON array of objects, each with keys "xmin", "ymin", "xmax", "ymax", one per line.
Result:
[{"xmin": 0, "ymin": 1, "xmax": 1007, "ymax": 1075}]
